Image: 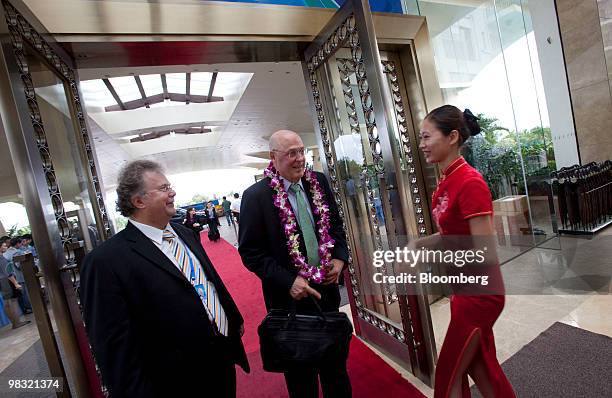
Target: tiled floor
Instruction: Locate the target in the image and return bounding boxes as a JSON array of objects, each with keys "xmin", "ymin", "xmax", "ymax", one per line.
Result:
[
  {"xmin": 1, "ymin": 225, "xmax": 609, "ymax": 398},
  {"xmin": 0, "ymin": 312, "xmax": 40, "ymax": 373},
  {"xmin": 386, "ymin": 231, "xmax": 612, "ymax": 396}
]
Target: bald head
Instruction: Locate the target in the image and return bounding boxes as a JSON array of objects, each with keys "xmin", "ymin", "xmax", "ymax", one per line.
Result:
[
  {"xmin": 269, "ymin": 129, "xmax": 306, "ymax": 182},
  {"xmin": 269, "ymin": 130, "xmax": 301, "ymax": 151}
]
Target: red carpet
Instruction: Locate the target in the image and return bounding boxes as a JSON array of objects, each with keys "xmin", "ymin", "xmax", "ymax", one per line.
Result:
[{"xmin": 201, "ymin": 235, "xmax": 425, "ymax": 398}]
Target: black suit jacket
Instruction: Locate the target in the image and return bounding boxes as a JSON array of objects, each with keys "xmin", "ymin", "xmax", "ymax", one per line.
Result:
[
  {"xmin": 80, "ymin": 222, "xmax": 249, "ymax": 398},
  {"xmin": 204, "ymin": 208, "xmax": 220, "ymax": 226},
  {"xmin": 238, "ymin": 171, "xmax": 349, "ymax": 313},
  {"xmin": 183, "ymin": 214, "xmax": 203, "ymax": 233}
]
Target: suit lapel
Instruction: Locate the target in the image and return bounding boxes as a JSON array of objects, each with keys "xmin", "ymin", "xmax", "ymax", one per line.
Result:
[
  {"xmin": 123, "ymin": 222, "xmax": 188, "ymax": 284},
  {"xmin": 264, "ymin": 177, "xmax": 286, "ymax": 238}
]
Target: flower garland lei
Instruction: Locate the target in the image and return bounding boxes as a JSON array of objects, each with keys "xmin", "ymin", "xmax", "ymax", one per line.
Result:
[{"xmin": 264, "ymin": 162, "xmax": 335, "ymax": 283}]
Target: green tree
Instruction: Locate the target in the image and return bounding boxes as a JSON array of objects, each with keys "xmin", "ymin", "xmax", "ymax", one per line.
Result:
[
  {"xmin": 6, "ymin": 224, "xmax": 31, "ymax": 238},
  {"xmin": 190, "ymin": 193, "xmax": 209, "ymax": 205},
  {"xmin": 464, "ymin": 115, "xmax": 521, "ymax": 199},
  {"xmin": 336, "ymin": 157, "xmax": 363, "ymax": 180},
  {"xmin": 464, "ymin": 114, "xmax": 557, "ymax": 199},
  {"xmin": 476, "ymin": 113, "xmax": 510, "ymax": 145}
]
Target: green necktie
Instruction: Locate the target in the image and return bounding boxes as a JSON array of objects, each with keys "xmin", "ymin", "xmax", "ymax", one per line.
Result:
[{"xmin": 290, "ymin": 183, "xmax": 320, "ymax": 267}]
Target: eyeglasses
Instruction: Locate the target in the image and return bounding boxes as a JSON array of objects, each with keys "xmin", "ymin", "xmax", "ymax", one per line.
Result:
[
  {"xmin": 273, "ymin": 147, "xmax": 306, "ymax": 160},
  {"xmin": 144, "ymin": 184, "xmax": 174, "ymax": 195}
]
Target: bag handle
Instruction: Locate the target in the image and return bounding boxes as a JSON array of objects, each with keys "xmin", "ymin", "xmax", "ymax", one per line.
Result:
[
  {"xmin": 286, "ymin": 296, "xmax": 327, "ymax": 323},
  {"xmin": 309, "ymin": 296, "xmax": 327, "ymax": 321}
]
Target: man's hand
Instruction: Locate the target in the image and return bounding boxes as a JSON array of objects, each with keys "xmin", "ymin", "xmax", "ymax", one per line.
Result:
[
  {"xmin": 290, "ymin": 276, "xmax": 321, "ymax": 300},
  {"xmin": 323, "ymin": 259, "xmax": 344, "ymax": 285}
]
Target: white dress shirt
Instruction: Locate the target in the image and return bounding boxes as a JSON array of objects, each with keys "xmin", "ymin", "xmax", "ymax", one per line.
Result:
[
  {"xmin": 129, "ymin": 219, "xmax": 200, "ymax": 273},
  {"xmin": 230, "ymin": 198, "xmax": 242, "ymax": 213}
]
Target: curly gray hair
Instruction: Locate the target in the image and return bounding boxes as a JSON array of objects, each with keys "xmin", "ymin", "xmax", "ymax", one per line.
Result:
[{"xmin": 116, "ymin": 160, "xmax": 164, "ymax": 217}]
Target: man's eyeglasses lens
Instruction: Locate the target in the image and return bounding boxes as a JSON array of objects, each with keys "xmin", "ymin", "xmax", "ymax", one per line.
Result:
[
  {"xmin": 276, "ymin": 148, "xmax": 305, "ymax": 159},
  {"xmin": 145, "ymin": 184, "xmax": 172, "ymax": 194}
]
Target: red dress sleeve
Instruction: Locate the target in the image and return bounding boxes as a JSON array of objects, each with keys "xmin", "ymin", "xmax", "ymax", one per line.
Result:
[{"xmin": 458, "ymin": 177, "xmax": 493, "ymax": 220}]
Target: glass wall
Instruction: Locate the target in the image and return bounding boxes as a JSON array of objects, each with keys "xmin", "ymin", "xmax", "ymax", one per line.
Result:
[{"xmin": 417, "ymin": 0, "xmax": 558, "ymax": 261}]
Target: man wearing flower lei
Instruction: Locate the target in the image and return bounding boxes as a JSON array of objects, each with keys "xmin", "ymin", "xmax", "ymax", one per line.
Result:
[{"xmin": 238, "ymin": 130, "xmax": 351, "ymax": 397}]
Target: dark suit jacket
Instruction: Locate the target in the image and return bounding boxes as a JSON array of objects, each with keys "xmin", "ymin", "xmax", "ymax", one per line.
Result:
[
  {"xmin": 203, "ymin": 208, "xmax": 220, "ymax": 227},
  {"xmin": 80, "ymin": 222, "xmax": 249, "ymax": 398},
  {"xmin": 238, "ymin": 171, "xmax": 349, "ymax": 313},
  {"xmin": 183, "ymin": 214, "xmax": 203, "ymax": 233}
]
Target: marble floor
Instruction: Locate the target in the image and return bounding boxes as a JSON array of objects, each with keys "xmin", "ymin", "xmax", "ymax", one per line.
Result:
[
  {"xmin": 0, "ymin": 312, "xmax": 40, "ymax": 373},
  {"xmin": 0, "ymin": 224, "xmax": 609, "ymax": 398},
  {"xmin": 378, "ymin": 231, "xmax": 612, "ymax": 397}
]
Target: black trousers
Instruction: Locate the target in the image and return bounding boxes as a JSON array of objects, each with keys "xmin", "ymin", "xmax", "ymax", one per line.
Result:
[
  {"xmin": 282, "ymin": 290, "xmax": 349, "ymax": 397},
  {"xmin": 284, "ymin": 360, "xmax": 351, "ymax": 398},
  {"xmin": 207, "ymin": 334, "xmax": 238, "ymax": 398},
  {"xmin": 208, "ymin": 361, "xmax": 236, "ymax": 398}
]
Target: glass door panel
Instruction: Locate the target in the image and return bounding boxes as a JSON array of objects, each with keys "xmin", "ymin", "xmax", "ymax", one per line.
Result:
[{"xmin": 302, "ymin": 0, "xmax": 434, "ymax": 384}]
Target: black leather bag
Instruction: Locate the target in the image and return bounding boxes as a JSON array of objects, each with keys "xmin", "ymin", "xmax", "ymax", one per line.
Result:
[{"xmin": 258, "ymin": 298, "xmax": 353, "ymax": 373}]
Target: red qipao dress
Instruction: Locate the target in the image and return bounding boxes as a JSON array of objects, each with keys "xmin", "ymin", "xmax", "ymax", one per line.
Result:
[{"xmin": 431, "ymin": 157, "xmax": 515, "ymax": 398}]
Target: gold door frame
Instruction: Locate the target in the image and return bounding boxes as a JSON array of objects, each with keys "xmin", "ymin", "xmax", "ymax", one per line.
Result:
[
  {"xmin": 301, "ymin": 0, "xmax": 439, "ymax": 385},
  {"xmin": 1, "ymin": 1, "xmax": 113, "ymax": 396}
]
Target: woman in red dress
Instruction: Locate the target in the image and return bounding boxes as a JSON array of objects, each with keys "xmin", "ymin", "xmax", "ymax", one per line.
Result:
[{"xmin": 417, "ymin": 105, "xmax": 515, "ymax": 397}]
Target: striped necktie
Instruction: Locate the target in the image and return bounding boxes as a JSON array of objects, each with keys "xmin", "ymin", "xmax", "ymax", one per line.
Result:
[{"xmin": 162, "ymin": 228, "xmax": 228, "ymax": 336}]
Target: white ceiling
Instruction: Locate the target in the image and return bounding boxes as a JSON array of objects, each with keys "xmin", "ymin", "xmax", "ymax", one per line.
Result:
[{"xmin": 79, "ymin": 61, "xmax": 317, "ymax": 190}]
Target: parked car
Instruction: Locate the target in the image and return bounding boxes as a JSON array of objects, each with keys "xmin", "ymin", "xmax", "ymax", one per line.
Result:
[{"xmin": 170, "ymin": 207, "xmax": 187, "ymax": 224}]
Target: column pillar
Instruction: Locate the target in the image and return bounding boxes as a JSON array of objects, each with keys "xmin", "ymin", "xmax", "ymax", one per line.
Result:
[{"xmin": 555, "ymin": 0, "xmax": 612, "ymax": 163}]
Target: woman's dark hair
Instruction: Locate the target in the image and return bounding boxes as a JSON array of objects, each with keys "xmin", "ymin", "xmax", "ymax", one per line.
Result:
[
  {"xmin": 425, "ymin": 105, "xmax": 481, "ymax": 146},
  {"xmin": 186, "ymin": 207, "xmax": 195, "ymax": 221}
]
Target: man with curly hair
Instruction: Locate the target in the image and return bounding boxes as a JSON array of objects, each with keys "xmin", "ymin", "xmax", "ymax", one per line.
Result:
[{"xmin": 80, "ymin": 160, "xmax": 248, "ymax": 398}]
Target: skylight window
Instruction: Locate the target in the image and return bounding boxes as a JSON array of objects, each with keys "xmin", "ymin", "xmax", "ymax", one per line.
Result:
[
  {"xmin": 166, "ymin": 73, "xmax": 186, "ymax": 95},
  {"xmin": 108, "ymin": 76, "xmax": 142, "ymax": 102},
  {"xmin": 190, "ymin": 72, "xmax": 213, "ymax": 96},
  {"xmin": 140, "ymin": 74, "xmax": 164, "ymax": 97},
  {"xmin": 80, "ymin": 71, "xmax": 252, "ymax": 112},
  {"xmin": 213, "ymin": 73, "xmax": 246, "ymax": 99},
  {"xmin": 79, "ymin": 79, "xmax": 117, "ymax": 108}
]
